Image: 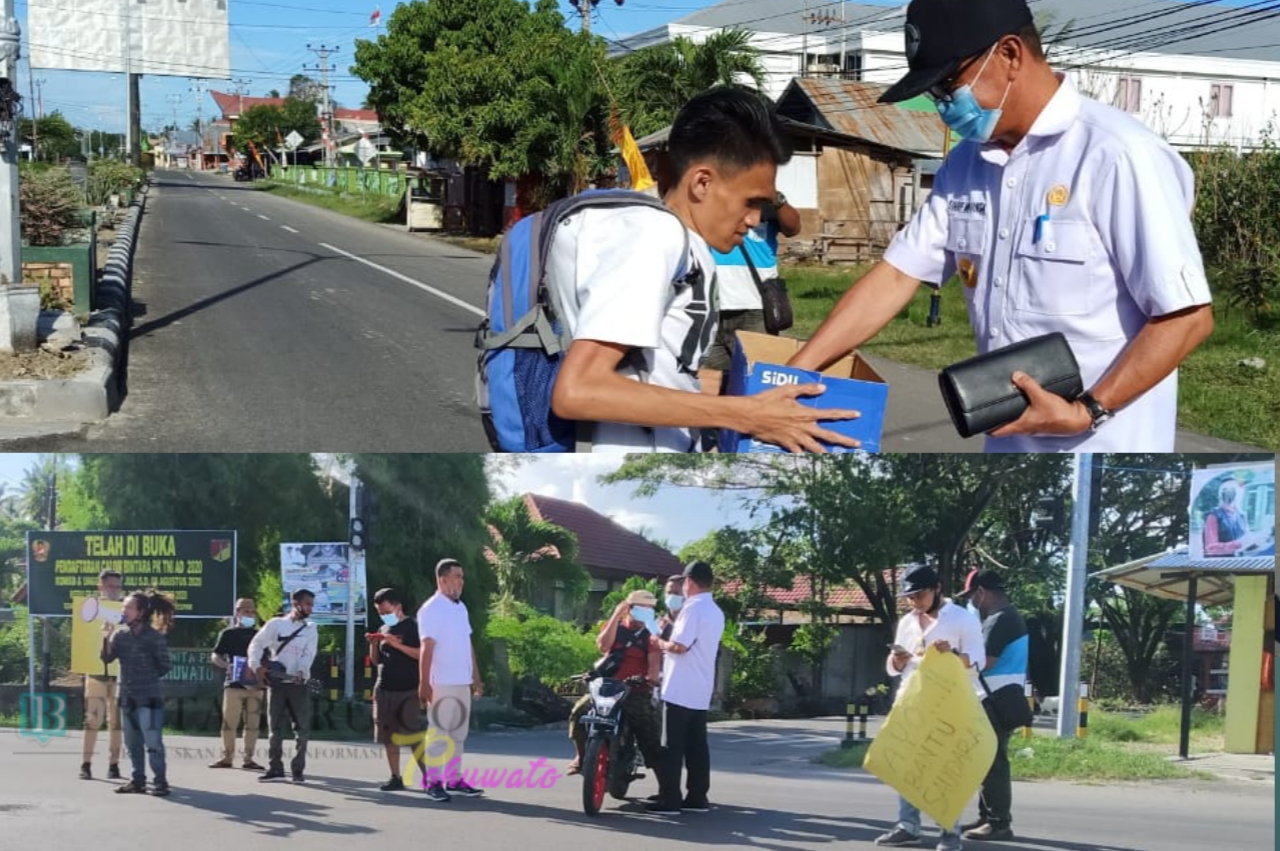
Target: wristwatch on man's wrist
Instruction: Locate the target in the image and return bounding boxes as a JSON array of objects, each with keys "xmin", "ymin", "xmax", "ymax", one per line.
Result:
[
  {"xmin": 774, "ymin": 191, "xmax": 788, "ymax": 207},
  {"xmin": 1078, "ymin": 391, "xmax": 1114, "ymax": 431}
]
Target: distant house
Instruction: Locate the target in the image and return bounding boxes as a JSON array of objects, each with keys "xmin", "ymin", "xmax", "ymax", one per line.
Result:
[{"xmin": 507, "ymin": 494, "xmax": 683, "ymax": 624}]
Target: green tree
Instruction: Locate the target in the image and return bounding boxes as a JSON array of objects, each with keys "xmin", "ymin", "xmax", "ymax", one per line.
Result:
[
  {"xmin": 230, "ymin": 98, "xmax": 320, "ymax": 155},
  {"xmin": 599, "ymin": 575, "xmax": 663, "ymax": 622},
  {"xmin": 20, "ymin": 113, "xmax": 79, "ymax": 161},
  {"xmin": 618, "ymin": 28, "xmax": 767, "ymax": 137},
  {"xmin": 289, "ymin": 74, "xmax": 324, "ymax": 104},
  {"xmin": 16, "ymin": 455, "xmax": 75, "ymax": 528},
  {"xmin": 483, "ymin": 494, "xmax": 588, "ymax": 617}
]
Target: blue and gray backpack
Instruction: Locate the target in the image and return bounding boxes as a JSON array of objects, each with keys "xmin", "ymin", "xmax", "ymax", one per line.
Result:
[{"xmin": 475, "ymin": 190, "xmax": 689, "ymax": 452}]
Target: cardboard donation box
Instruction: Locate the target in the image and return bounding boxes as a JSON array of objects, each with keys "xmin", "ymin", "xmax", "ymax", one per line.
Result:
[{"xmin": 720, "ymin": 331, "xmax": 888, "ymax": 453}]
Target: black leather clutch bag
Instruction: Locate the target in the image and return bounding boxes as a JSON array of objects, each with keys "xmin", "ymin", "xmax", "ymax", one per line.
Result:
[{"xmin": 938, "ymin": 332, "xmax": 1083, "ymax": 438}]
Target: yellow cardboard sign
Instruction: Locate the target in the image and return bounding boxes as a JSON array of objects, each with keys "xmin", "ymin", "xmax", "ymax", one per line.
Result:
[
  {"xmin": 71, "ymin": 595, "xmax": 122, "ymax": 677},
  {"xmin": 864, "ymin": 647, "xmax": 996, "ymax": 828}
]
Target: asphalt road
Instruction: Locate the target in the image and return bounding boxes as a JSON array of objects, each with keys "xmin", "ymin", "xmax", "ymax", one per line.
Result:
[
  {"xmin": 0, "ymin": 169, "xmax": 1260, "ymax": 452},
  {"xmin": 0, "ymin": 719, "xmax": 1270, "ymax": 851}
]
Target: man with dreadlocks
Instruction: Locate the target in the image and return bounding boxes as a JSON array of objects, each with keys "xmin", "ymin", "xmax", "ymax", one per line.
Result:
[{"xmin": 101, "ymin": 588, "xmax": 176, "ymax": 797}]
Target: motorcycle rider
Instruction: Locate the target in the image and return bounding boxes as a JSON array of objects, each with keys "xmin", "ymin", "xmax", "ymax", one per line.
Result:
[{"xmin": 566, "ymin": 590, "xmax": 662, "ymax": 776}]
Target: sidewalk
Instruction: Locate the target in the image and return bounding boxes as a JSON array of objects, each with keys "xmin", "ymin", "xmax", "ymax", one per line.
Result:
[{"xmin": 1172, "ymin": 752, "xmax": 1275, "ymax": 784}]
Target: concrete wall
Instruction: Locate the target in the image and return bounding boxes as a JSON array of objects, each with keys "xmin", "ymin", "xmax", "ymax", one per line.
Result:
[
  {"xmin": 773, "ymin": 624, "xmax": 892, "ymax": 713},
  {"xmin": 1224, "ymin": 575, "xmax": 1271, "ymax": 754}
]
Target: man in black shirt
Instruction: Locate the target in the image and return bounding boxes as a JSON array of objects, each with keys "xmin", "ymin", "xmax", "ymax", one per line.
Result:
[
  {"xmin": 209, "ymin": 598, "xmax": 266, "ymax": 770},
  {"xmin": 370, "ymin": 588, "xmax": 425, "ymax": 791}
]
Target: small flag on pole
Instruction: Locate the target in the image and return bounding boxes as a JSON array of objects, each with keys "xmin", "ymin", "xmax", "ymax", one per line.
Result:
[{"xmin": 370, "ymin": 6, "xmax": 381, "ymax": 27}]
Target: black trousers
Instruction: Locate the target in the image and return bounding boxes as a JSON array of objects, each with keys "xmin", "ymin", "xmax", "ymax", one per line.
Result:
[
  {"xmin": 658, "ymin": 701, "xmax": 710, "ymax": 809},
  {"xmin": 979, "ymin": 710, "xmax": 1013, "ymax": 827}
]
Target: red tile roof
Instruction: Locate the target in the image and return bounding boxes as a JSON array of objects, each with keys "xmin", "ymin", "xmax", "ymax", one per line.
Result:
[
  {"xmin": 334, "ymin": 107, "xmax": 379, "ymax": 122},
  {"xmin": 524, "ymin": 494, "xmax": 682, "ymax": 581},
  {"xmin": 722, "ymin": 569, "xmax": 907, "ymax": 613},
  {"xmin": 210, "ymin": 90, "xmax": 287, "ymax": 119}
]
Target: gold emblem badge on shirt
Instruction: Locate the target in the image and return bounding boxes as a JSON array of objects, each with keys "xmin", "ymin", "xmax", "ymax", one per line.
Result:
[{"xmin": 1047, "ymin": 185, "xmax": 1070, "ymax": 207}]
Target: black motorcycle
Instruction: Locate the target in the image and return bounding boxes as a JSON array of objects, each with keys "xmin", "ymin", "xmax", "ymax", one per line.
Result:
[{"xmin": 577, "ymin": 673, "xmax": 650, "ymax": 816}]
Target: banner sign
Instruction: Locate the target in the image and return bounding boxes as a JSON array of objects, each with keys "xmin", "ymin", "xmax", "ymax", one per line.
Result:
[
  {"xmin": 26, "ymin": 531, "xmax": 237, "ymax": 617},
  {"xmin": 1189, "ymin": 464, "xmax": 1275, "ymax": 560},
  {"xmin": 280, "ymin": 543, "xmax": 367, "ymax": 623}
]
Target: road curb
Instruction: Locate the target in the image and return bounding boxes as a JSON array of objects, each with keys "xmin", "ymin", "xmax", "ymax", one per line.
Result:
[{"xmin": 0, "ymin": 181, "xmax": 147, "ymax": 431}]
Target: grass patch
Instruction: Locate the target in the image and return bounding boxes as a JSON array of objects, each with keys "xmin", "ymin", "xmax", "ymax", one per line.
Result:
[
  {"xmin": 1007, "ymin": 736, "xmax": 1212, "ymax": 782},
  {"xmin": 1174, "ymin": 307, "xmax": 1279, "ymax": 448},
  {"xmin": 816, "ymin": 741, "xmax": 870, "ymax": 768},
  {"xmin": 257, "ymin": 182, "xmax": 402, "ymax": 225},
  {"xmin": 435, "ymin": 234, "xmax": 502, "ymax": 255},
  {"xmin": 1090, "ymin": 707, "xmax": 1226, "ymax": 747}
]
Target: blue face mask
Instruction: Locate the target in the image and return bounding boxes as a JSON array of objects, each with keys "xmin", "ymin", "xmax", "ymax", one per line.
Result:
[
  {"xmin": 934, "ymin": 46, "xmax": 1011, "ymax": 144},
  {"xmin": 239, "ymin": 616, "xmax": 256, "ymax": 628},
  {"xmin": 380, "ymin": 613, "xmax": 399, "ymax": 627},
  {"xmin": 631, "ymin": 607, "xmax": 657, "ymax": 633},
  {"xmin": 665, "ymin": 595, "xmax": 684, "ymax": 614}
]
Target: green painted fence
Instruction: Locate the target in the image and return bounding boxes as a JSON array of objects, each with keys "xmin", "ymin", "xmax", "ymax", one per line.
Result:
[{"xmin": 270, "ymin": 165, "xmax": 407, "ymax": 198}]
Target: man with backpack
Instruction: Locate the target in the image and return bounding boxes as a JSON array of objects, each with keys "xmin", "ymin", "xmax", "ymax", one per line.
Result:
[
  {"xmin": 250, "ymin": 589, "xmax": 318, "ymax": 783},
  {"xmin": 477, "ymin": 86, "xmax": 860, "ymax": 454}
]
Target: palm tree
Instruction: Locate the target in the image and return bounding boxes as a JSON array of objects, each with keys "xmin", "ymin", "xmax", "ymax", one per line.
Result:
[
  {"xmin": 484, "ymin": 496, "xmax": 589, "ymax": 618},
  {"xmin": 619, "ymin": 28, "xmax": 768, "ymax": 137},
  {"xmin": 18, "ymin": 456, "xmax": 72, "ymax": 529}
]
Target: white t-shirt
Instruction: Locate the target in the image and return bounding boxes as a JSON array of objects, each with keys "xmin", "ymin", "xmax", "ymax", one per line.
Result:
[
  {"xmin": 886, "ymin": 599, "xmax": 985, "ymax": 702},
  {"xmin": 661, "ymin": 591, "xmax": 725, "ymax": 711},
  {"xmin": 884, "ymin": 76, "xmax": 1211, "ymax": 453},
  {"xmin": 247, "ymin": 616, "xmax": 318, "ymax": 680},
  {"xmin": 416, "ymin": 593, "xmax": 474, "ymax": 687},
  {"xmin": 545, "ymin": 205, "xmax": 719, "ymax": 453}
]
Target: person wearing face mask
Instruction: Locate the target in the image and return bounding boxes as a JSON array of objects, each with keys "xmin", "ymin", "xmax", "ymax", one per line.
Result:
[
  {"xmin": 876, "ymin": 565, "xmax": 984, "ymax": 850},
  {"xmin": 208, "ymin": 598, "xmax": 266, "ymax": 770},
  {"xmin": 658, "ymin": 575, "xmax": 686, "ymax": 641},
  {"xmin": 955, "ymin": 569, "xmax": 1027, "ymax": 843},
  {"xmin": 369, "ymin": 587, "xmax": 426, "ymax": 791},
  {"xmin": 249, "ymin": 588, "xmax": 318, "ymax": 783},
  {"xmin": 81, "ymin": 570, "xmax": 124, "ymax": 782},
  {"xmin": 545, "ymin": 86, "xmax": 860, "ymax": 454},
  {"xmin": 791, "ymin": 0, "xmax": 1213, "ymax": 454},
  {"xmin": 566, "ymin": 590, "xmax": 662, "ymax": 777}
]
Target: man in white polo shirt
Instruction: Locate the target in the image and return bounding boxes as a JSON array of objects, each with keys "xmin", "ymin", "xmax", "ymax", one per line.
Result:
[
  {"xmin": 648, "ymin": 560, "xmax": 725, "ymax": 816},
  {"xmin": 417, "ymin": 558, "xmax": 484, "ymax": 803},
  {"xmin": 791, "ymin": 0, "xmax": 1214, "ymax": 453},
  {"xmin": 876, "ymin": 565, "xmax": 985, "ymax": 851}
]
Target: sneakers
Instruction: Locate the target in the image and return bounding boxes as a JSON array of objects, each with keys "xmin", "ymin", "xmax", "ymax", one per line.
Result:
[
  {"xmin": 936, "ymin": 836, "xmax": 963, "ymax": 851},
  {"xmin": 445, "ymin": 780, "xmax": 484, "ymax": 798},
  {"xmin": 380, "ymin": 775, "xmax": 405, "ymax": 792},
  {"xmin": 645, "ymin": 802, "xmax": 681, "ymax": 816},
  {"xmin": 682, "ymin": 799, "xmax": 711, "ymax": 813},
  {"xmin": 114, "ymin": 780, "xmax": 148, "ymax": 794},
  {"xmin": 963, "ymin": 823, "xmax": 1013, "ymax": 842},
  {"xmin": 959, "ymin": 819, "xmax": 987, "ymax": 833},
  {"xmin": 875, "ymin": 827, "xmax": 922, "ymax": 847},
  {"xmin": 423, "ymin": 782, "xmax": 451, "ymax": 803},
  {"xmin": 150, "ymin": 780, "xmax": 171, "ymax": 797},
  {"xmin": 79, "ymin": 763, "xmax": 92, "ymax": 781},
  {"xmin": 259, "ymin": 768, "xmax": 287, "ymax": 783},
  {"xmin": 108, "ymin": 764, "xmax": 121, "ymax": 780}
]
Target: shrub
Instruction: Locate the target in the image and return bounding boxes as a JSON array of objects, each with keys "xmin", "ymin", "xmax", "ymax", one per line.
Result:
[
  {"xmin": 85, "ymin": 160, "xmax": 144, "ymax": 208},
  {"xmin": 19, "ymin": 166, "xmax": 83, "ymax": 248},
  {"xmin": 725, "ymin": 628, "xmax": 778, "ymax": 705},
  {"xmin": 486, "ymin": 602, "xmax": 598, "ymax": 688}
]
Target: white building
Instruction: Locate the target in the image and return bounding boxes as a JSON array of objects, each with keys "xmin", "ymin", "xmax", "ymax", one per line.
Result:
[{"xmin": 615, "ymin": 0, "xmax": 1280, "ymax": 151}]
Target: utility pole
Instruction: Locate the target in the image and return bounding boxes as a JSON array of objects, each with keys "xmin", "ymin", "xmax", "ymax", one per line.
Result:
[
  {"xmin": 579, "ymin": 0, "xmax": 591, "ymax": 34},
  {"xmin": 27, "ymin": 72, "xmax": 35, "ymax": 160},
  {"xmin": 40, "ymin": 467, "xmax": 56, "ymax": 694},
  {"xmin": 1057, "ymin": 452, "xmax": 1093, "ymax": 739},
  {"xmin": 306, "ymin": 45, "xmax": 336, "ymax": 167},
  {"xmin": 802, "ymin": 0, "xmax": 809, "ymax": 78},
  {"xmin": 167, "ymin": 93, "xmax": 181, "ymax": 133},
  {"xmin": 840, "ymin": 1, "xmax": 847, "ymax": 79},
  {"xmin": 1, "ymin": 0, "xmax": 23, "ymax": 299},
  {"xmin": 231, "ymin": 77, "xmax": 252, "ymax": 120},
  {"xmin": 345, "ymin": 475, "xmax": 363, "ymax": 701},
  {"xmin": 191, "ymin": 79, "xmax": 207, "ymax": 168}
]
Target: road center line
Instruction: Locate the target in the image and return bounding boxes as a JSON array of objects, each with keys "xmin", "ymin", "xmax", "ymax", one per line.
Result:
[
  {"xmin": 318, "ymin": 242, "xmax": 485, "ymax": 318},
  {"xmin": 258, "ymin": 214, "xmax": 270, "ymax": 220},
  {"xmin": 281, "ymin": 225, "xmax": 299, "ymax": 234},
  {"xmin": 241, "ymin": 207, "xmax": 251, "ymax": 212}
]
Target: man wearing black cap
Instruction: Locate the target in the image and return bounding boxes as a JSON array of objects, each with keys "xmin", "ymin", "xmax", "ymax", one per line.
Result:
[
  {"xmin": 648, "ymin": 560, "xmax": 725, "ymax": 815},
  {"xmin": 878, "ymin": 565, "xmax": 985, "ymax": 850},
  {"xmin": 957, "ymin": 569, "xmax": 1028, "ymax": 842},
  {"xmin": 790, "ymin": 0, "xmax": 1213, "ymax": 454}
]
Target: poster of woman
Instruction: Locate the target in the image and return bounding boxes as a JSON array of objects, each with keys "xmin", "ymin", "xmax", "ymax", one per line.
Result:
[{"xmin": 1189, "ymin": 464, "xmax": 1275, "ymax": 560}]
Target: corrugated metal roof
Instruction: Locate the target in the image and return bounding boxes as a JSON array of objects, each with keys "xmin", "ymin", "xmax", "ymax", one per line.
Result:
[
  {"xmin": 781, "ymin": 77, "xmax": 949, "ymax": 157},
  {"xmin": 1097, "ymin": 549, "xmax": 1273, "ymax": 606},
  {"xmin": 629, "ymin": 115, "xmax": 864, "ymax": 153}
]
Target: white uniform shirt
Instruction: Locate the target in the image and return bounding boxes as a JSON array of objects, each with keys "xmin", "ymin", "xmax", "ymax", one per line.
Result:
[
  {"xmin": 545, "ymin": 205, "xmax": 718, "ymax": 453},
  {"xmin": 884, "ymin": 76, "xmax": 1211, "ymax": 453},
  {"xmin": 661, "ymin": 591, "xmax": 725, "ymax": 711},
  {"xmin": 416, "ymin": 593, "xmax": 474, "ymax": 687},
  {"xmin": 886, "ymin": 599, "xmax": 985, "ymax": 703}
]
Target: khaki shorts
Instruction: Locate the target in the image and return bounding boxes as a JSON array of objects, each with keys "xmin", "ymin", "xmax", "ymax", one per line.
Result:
[{"xmin": 374, "ymin": 689, "xmax": 423, "ymax": 745}]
